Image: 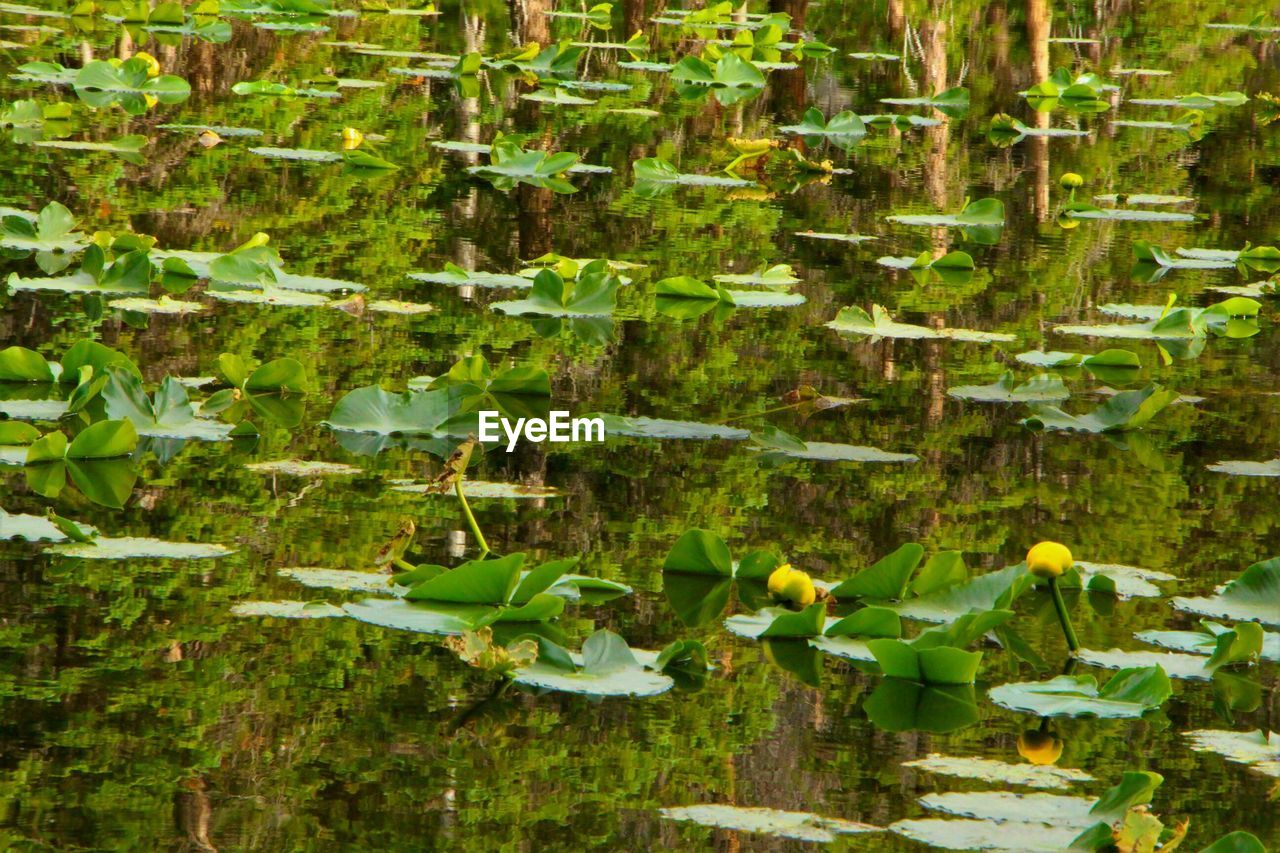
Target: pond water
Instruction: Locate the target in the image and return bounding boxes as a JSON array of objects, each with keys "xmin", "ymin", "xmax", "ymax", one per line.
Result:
[{"xmin": 1, "ymin": 0, "xmax": 1279, "ymax": 849}]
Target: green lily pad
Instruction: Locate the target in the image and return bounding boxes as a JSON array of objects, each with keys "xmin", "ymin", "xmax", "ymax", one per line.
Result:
[
  {"xmin": 948, "ymin": 373, "xmax": 1070, "ymax": 403},
  {"xmin": 890, "ymin": 564, "xmax": 1032, "ymax": 623},
  {"xmin": 827, "ymin": 304, "xmax": 1015, "ymax": 343},
  {"xmin": 245, "ymin": 459, "xmax": 362, "ymax": 477},
  {"xmin": 988, "ymin": 666, "xmax": 1172, "ymax": 718},
  {"xmin": 231, "ymin": 600, "xmax": 347, "ymax": 619},
  {"xmin": 45, "ymin": 536, "xmax": 233, "ymax": 560},
  {"xmin": 1172, "ymin": 557, "xmax": 1280, "ymax": 626},
  {"xmin": 888, "ymin": 818, "xmax": 1081, "ymax": 850},
  {"xmin": 343, "ymin": 597, "xmax": 487, "ymax": 636},
  {"xmin": 632, "ymin": 157, "xmax": 755, "ymax": 188},
  {"xmin": 595, "ymin": 414, "xmax": 749, "ymax": 440},
  {"xmin": 511, "ymin": 630, "xmax": 673, "ymax": 696},
  {"xmin": 1208, "ymin": 459, "xmax": 1280, "ymax": 477},
  {"xmin": 1137, "ymin": 622, "xmax": 1280, "ymax": 662},
  {"xmin": 1183, "ymin": 729, "xmax": 1280, "ymax": 779},
  {"xmin": 279, "ymin": 568, "xmax": 396, "ymax": 593},
  {"xmin": 659, "ymin": 805, "xmax": 879, "ymax": 843},
  {"xmin": 0, "ymin": 508, "xmax": 95, "ymax": 542},
  {"xmin": 1023, "ymin": 384, "xmax": 1177, "ymax": 433},
  {"xmin": 1076, "ymin": 648, "xmax": 1221, "ymax": 680},
  {"xmin": 389, "ymin": 479, "xmax": 560, "ymax": 498},
  {"xmin": 901, "ymin": 754, "xmax": 1093, "ymax": 790}
]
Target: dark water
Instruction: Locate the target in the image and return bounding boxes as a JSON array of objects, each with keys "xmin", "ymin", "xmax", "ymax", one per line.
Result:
[{"xmin": 1, "ymin": 0, "xmax": 1279, "ymax": 849}]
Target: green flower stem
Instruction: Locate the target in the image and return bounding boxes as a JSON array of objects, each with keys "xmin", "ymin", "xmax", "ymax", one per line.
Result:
[
  {"xmin": 1048, "ymin": 576, "xmax": 1080, "ymax": 652},
  {"xmin": 455, "ymin": 479, "xmax": 490, "ymax": 557},
  {"xmin": 393, "ymin": 558, "xmax": 416, "ymax": 573}
]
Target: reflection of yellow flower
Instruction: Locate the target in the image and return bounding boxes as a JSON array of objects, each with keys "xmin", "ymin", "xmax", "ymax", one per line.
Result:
[
  {"xmin": 1018, "ymin": 730, "xmax": 1064, "ymax": 765},
  {"xmin": 1027, "ymin": 541, "xmax": 1073, "ymax": 579},
  {"xmin": 143, "ymin": 94, "xmax": 158, "ymax": 109},
  {"xmin": 768, "ymin": 563, "xmax": 816, "ymax": 606},
  {"xmin": 1056, "ymin": 211, "xmax": 1079, "ymax": 230},
  {"xmin": 342, "ymin": 127, "xmax": 364, "ymax": 150},
  {"xmin": 1059, "ymin": 172, "xmax": 1084, "ymax": 189},
  {"xmin": 134, "ymin": 51, "xmax": 161, "ymax": 78}
]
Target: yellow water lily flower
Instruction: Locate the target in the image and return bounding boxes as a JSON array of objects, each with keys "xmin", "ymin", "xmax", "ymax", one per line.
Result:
[
  {"xmin": 134, "ymin": 51, "xmax": 161, "ymax": 78},
  {"xmin": 1017, "ymin": 730, "xmax": 1064, "ymax": 766},
  {"xmin": 767, "ymin": 563, "xmax": 793, "ymax": 596},
  {"xmin": 1026, "ymin": 541, "xmax": 1073, "ymax": 579},
  {"xmin": 197, "ymin": 130, "xmax": 222, "ymax": 148},
  {"xmin": 727, "ymin": 137, "xmax": 779, "ymax": 155},
  {"xmin": 1058, "ymin": 172, "xmax": 1084, "ymax": 189},
  {"xmin": 342, "ymin": 127, "xmax": 364, "ymax": 150},
  {"xmin": 767, "ymin": 563, "xmax": 816, "ymax": 606}
]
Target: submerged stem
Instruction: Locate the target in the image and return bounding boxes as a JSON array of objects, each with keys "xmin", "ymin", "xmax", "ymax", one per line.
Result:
[
  {"xmin": 455, "ymin": 479, "xmax": 490, "ymax": 557},
  {"xmin": 1048, "ymin": 576, "xmax": 1080, "ymax": 653}
]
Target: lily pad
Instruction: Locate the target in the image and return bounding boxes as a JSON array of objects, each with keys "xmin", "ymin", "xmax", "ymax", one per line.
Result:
[
  {"xmin": 389, "ymin": 480, "xmax": 560, "ymax": 499},
  {"xmin": 279, "ymin": 568, "xmax": 396, "ymax": 593},
  {"xmin": 659, "ymin": 805, "xmax": 879, "ymax": 843},
  {"xmin": 988, "ymin": 666, "xmax": 1172, "ymax": 718},
  {"xmin": 948, "ymin": 373, "xmax": 1069, "ymax": 403},
  {"xmin": 595, "ymin": 414, "xmax": 749, "ymax": 441},
  {"xmin": 1208, "ymin": 459, "xmax": 1280, "ymax": 477},
  {"xmin": 231, "ymin": 600, "xmax": 347, "ymax": 619},
  {"xmin": 46, "ymin": 536, "xmax": 233, "ymax": 560},
  {"xmin": 245, "ymin": 460, "xmax": 362, "ymax": 477},
  {"xmin": 343, "ymin": 597, "xmax": 487, "ymax": 636},
  {"xmin": 888, "ymin": 818, "xmax": 1081, "ymax": 850},
  {"xmin": 1172, "ymin": 557, "xmax": 1280, "ymax": 626},
  {"xmin": 1183, "ymin": 729, "xmax": 1280, "ymax": 779},
  {"xmin": 901, "ymin": 754, "xmax": 1093, "ymax": 790},
  {"xmin": 827, "ymin": 304, "xmax": 1015, "ymax": 343}
]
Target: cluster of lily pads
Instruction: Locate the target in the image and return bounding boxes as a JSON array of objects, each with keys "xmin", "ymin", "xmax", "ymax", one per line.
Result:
[{"xmin": 3, "ymin": 1, "xmax": 1280, "ymax": 848}]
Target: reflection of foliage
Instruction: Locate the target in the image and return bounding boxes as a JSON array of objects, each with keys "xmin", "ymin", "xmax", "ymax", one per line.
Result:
[{"xmin": 1, "ymin": 0, "xmax": 1280, "ymax": 848}]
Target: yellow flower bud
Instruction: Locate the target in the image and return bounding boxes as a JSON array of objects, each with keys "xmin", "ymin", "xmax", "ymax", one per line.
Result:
[
  {"xmin": 767, "ymin": 563, "xmax": 793, "ymax": 596},
  {"xmin": 1026, "ymin": 541, "xmax": 1073, "ymax": 579},
  {"xmin": 779, "ymin": 570, "xmax": 816, "ymax": 606},
  {"xmin": 1018, "ymin": 730, "xmax": 1064, "ymax": 766},
  {"xmin": 341, "ymin": 127, "xmax": 364, "ymax": 150},
  {"xmin": 1059, "ymin": 172, "xmax": 1084, "ymax": 189},
  {"xmin": 134, "ymin": 51, "xmax": 161, "ymax": 78}
]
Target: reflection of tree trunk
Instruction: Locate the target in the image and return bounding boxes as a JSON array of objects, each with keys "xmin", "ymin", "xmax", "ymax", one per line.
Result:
[
  {"xmin": 623, "ymin": 0, "xmax": 646, "ymax": 36},
  {"xmin": 510, "ymin": 0, "xmax": 549, "ymax": 44},
  {"xmin": 1028, "ymin": 0, "xmax": 1049, "ymax": 83},
  {"xmin": 765, "ymin": 1, "xmax": 809, "ymax": 122},
  {"xmin": 920, "ymin": 16, "xmax": 949, "ymax": 223},
  {"xmin": 175, "ymin": 777, "xmax": 217, "ymax": 852},
  {"xmin": 768, "ymin": 0, "xmax": 807, "ymax": 29},
  {"xmin": 517, "ymin": 186, "xmax": 554, "ymax": 259},
  {"xmin": 988, "ymin": 2, "xmax": 1013, "ymax": 101},
  {"xmin": 887, "ymin": 0, "xmax": 904, "ymax": 39},
  {"xmin": 1028, "ymin": 0, "xmax": 1051, "ymax": 220}
]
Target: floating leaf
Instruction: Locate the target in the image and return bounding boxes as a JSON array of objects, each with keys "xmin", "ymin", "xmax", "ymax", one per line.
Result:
[
  {"xmin": 988, "ymin": 666, "xmax": 1172, "ymax": 717},
  {"xmin": 594, "ymin": 414, "xmax": 749, "ymax": 441},
  {"xmin": 46, "ymin": 536, "xmax": 232, "ymax": 559},
  {"xmin": 901, "ymin": 754, "xmax": 1093, "ymax": 790},
  {"xmin": 1023, "ymin": 384, "xmax": 1177, "ymax": 433},
  {"xmin": 1183, "ymin": 730, "xmax": 1280, "ymax": 779},
  {"xmin": 1172, "ymin": 557, "xmax": 1280, "ymax": 626},
  {"xmin": 659, "ymin": 805, "xmax": 879, "ymax": 843},
  {"xmin": 827, "ymin": 304, "xmax": 1015, "ymax": 343},
  {"xmin": 948, "ymin": 373, "xmax": 1070, "ymax": 403}
]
